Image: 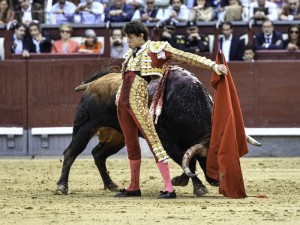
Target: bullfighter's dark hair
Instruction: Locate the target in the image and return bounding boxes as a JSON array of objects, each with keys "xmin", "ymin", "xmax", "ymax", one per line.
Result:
[{"xmin": 123, "ymin": 21, "xmax": 149, "ymax": 41}]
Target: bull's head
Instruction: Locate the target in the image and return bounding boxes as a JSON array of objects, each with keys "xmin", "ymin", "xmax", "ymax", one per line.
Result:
[{"xmin": 181, "ymin": 135, "xmax": 261, "ymax": 177}]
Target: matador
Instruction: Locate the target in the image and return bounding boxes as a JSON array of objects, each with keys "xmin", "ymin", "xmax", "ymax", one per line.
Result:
[{"xmin": 114, "ymin": 21, "xmax": 228, "ymax": 199}]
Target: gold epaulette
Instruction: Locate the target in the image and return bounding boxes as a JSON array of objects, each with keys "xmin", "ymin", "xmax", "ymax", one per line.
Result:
[
  {"xmin": 150, "ymin": 41, "xmax": 168, "ymax": 53},
  {"xmin": 123, "ymin": 48, "xmax": 133, "ymax": 59}
]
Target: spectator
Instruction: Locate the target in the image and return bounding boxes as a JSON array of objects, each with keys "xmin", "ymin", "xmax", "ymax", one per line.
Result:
[
  {"xmin": 221, "ymin": 0, "xmax": 247, "ymax": 22},
  {"xmin": 271, "ymin": 0, "xmax": 285, "ymax": 9},
  {"xmin": 15, "ymin": 0, "xmax": 44, "ymax": 25},
  {"xmin": 126, "ymin": 0, "xmax": 145, "ymax": 11},
  {"xmin": 11, "ymin": 0, "xmax": 45, "ymax": 11},
  {"xmin": 185, "ymin": 0, "xmax": 196, "ymax": 9},
  {"xmin": 27, "ymin": 21, "xmax": 53, "ymax": 53},
  {"xmin": 11, "ymin": 22, "xmax": 30, "ymax": 57},
  {"xmin": 80, "ymin": 0, "xmax": 109, "ymax": 9},
  {"xmin": 104, "ymin": 0, "xmax": 135, "ymax": 22},
  {"xmin": 131, "ymin": 0, "xmax": 163, "ymax": 22},
  {"xmin": 243, "ymin": 45, "xmax": 255, "ymax": 61},
  {"xmin": 249, "ymin": 0, "xmax": 278, "ymax": 21},
  {"xmin": 189, "ymin": 0, "xmax": 215, "ymax": 22},
  {"xmin": 254, "ymin": 19, "xmax": 283, "ymax": 50},
  {"xmin": 178, "ymin": 21, "xmax": 210, "ymax": 53},
  {"xmin": 164, "ymin": 0, "xmax": 190, "ymax": 23},
  {"xmin": 279, "ymin": 0, "xmax": 300, "ymax": 21},
  {"xmin": 283, "ymin": 25, "xmax": 300, "ymax": 51},
  {"xmin": 75, "ymin": 0, "xmax": 105, "ymax": 24},
  {"xmin": 50, "ymin": 0, "xmax": 76, "ymax": 24},
  {"xmin": 51, "ymin": 24, "xmax": 80, "ymax": 53},
  {"xmin": 0, "ymin": 0, "xmax": 15, "ymax": 25},
  {"xmin": 209, "ymin": 0, "xmax": 229, "ymax": 20},
  {"xmin": 79, "ymin": 29, "xmax": 103, "ymax": 53},
  {"xmin": 110, "ymin": 28, "xmax": 129, "ymax": 58},
  {"xmin": 160, "ymin": 20, "xmax": 179, "ymax": 48},
  {"xmin": 219, "ymin": 21, "xmax": 245, "ymax": 61}
]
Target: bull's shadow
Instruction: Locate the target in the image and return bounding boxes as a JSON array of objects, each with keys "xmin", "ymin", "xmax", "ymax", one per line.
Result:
[{"xmin": 56, "ymin": 66, "xmax": 225, "ymax": 197}]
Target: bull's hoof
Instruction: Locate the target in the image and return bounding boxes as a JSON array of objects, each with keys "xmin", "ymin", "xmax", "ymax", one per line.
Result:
[
  {"xmin": 193, "ymin": 185, "xmax": 209, "ymax": 197},
  {"xmin": 171, "ymin": 173, "xmax": 190, "ymax": 186},
  {"xmin": 104, "ymin": 182, "xmax": 119, "ymax": 192},
  {"xmin": 57, "ymin": 184, "xmax": 68, "ymax": 195}
]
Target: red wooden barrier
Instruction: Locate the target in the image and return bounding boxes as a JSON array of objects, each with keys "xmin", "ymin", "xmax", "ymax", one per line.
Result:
[
  {"xmin": 0, "ymin": 60, "xmax": 27, "ymax": 127},
  {"xmin": 0, "ymin": 58, "xmax": 300, "ymax": 128}
]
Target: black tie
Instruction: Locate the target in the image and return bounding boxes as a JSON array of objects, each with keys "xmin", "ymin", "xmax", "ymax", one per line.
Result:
[{"xmin": 133, "ymin": 47, "xmax": 141, "ymax": 58}]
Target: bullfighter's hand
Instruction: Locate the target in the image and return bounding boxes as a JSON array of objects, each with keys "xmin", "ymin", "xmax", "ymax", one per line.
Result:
[{"xmin": 212, "ymin": 64, "xmax": 227, "ymax": 75}]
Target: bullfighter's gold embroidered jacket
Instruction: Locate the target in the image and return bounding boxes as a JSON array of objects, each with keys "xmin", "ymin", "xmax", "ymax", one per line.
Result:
[{"xmin": 121, "ymin": 40, "xmax": 217, "ymax": 78}]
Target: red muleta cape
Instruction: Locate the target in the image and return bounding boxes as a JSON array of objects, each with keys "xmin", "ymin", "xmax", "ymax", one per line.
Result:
[{"xmin": 206, "ymin": 50, "xmax": 248, "ymax": 198}]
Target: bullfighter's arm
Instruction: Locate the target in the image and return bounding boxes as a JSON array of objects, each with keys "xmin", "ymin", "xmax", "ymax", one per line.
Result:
[{"xmin": 150, "ymin": 41, "xmax": 222, "ymax": 75}]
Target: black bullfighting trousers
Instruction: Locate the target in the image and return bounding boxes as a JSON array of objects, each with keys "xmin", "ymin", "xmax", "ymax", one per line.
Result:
[{"xmin": 117, "ymin": 71, "xmax": 169, "ymax": 162}]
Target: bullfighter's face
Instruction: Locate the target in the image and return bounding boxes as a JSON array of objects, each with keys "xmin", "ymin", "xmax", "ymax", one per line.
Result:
[{"xmin": 126, "ymin": 33, "xmax": 145, "ymax": 50}]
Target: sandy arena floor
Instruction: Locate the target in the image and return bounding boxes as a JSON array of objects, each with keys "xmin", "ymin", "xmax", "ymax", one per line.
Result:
[{"xmin": 0, "ymin": 157, "xmax": 299, "ymax": 225}]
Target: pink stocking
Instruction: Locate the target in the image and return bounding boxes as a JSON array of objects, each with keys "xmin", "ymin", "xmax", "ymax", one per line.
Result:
[{"xmin": 157, "ymin": 161, "xmax": 174, "ymax": 192}]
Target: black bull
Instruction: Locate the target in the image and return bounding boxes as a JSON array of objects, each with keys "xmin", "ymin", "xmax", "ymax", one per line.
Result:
[{"xmin": 57, "ymin": 67, "xmax": 238, "ymax": 196}]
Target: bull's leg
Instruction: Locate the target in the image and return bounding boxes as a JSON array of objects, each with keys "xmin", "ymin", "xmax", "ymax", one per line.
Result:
[
  {"xmin": 171, "ymin": 155, "xmax": 209, "ymax": 197},
  {"xmin": 191, "ymin": 176, "xmax": 209, "ymax": 197},
  {"xmin": 171, "ymin": 172, "xmax": 190, "ymax": 186},
  {"xmin": 196, "ymin": 156, "xmax": 219, "ymax": 187},
  {"xmin": 92, "ymin": 128, "xmax": 125, "ymax": 192},
  {"xmin": 57, "ymin": 127, "xmax": 93, "ymax": 195}
]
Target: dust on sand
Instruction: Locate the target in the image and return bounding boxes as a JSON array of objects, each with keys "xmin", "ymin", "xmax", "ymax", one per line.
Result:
[{"xmin": 0, "ymin": 157, "xmax": 299, "ymax": 225}]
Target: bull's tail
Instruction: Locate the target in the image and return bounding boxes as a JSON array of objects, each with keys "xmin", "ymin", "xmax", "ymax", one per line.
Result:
[{"xmin": 75, "ymin": 81, "xmax": 96, "ymax": 92}]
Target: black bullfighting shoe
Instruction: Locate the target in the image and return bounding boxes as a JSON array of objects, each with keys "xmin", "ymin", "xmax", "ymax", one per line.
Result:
[
  {"xmin": 157, "ymin": 190, "xmax": 177, "ymax": 199},
  {"xmin": 114, "ymin": 188, "xmax": 141, "ymax": 197}
]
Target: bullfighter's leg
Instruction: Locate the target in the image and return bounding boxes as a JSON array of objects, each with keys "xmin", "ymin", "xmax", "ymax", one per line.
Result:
[
  {"xmin": 57, "ymin": 122, "xmax": 95, "ymax": 195},
  {"xmin": 115, "ymin": 73, "xmax": 175, "ymax": 198},
  {"xmin": 92, "ymin": 127, "xmax": 125, "ymax": 192},
  {"xmin": 156, "ymin": 131, "xmax": 190, "ymax": 187},
  {"xmin": 127, "ymin": 76, "xmax": 176, "ymax": 198},
  {"xmin": 116, "ymin": 77, "xmax": 142, "ymax": 196}
]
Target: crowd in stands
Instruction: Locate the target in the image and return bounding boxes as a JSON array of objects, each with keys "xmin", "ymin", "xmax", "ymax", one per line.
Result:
[{"xmin": 0, "ymin": 0, "xmax": 300, "ymax": 60}]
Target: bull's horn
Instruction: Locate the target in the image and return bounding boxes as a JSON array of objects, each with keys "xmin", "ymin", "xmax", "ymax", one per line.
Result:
[
  {"xmin": 182, "ymin": 143, "xmax": 208, "ymax": 177},
  {"xmin": 246, "ymin": 135, "xmax": 262, "ymax": 146},
  {"xmin": 74, "ymin": 81, "xmax": 95, "ymax": 92}
]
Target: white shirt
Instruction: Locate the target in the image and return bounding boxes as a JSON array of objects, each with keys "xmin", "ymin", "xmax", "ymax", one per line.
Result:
[
  {"xmin": 221, "ymin": 34, "xmax": 232, "ymax": 62},
  {"xmin": 13, "ymin": 34, "xmax": 23, "ymax": 54},
  {"xmin": 77, "ymin": 2, "xmax": 104, "ymax": 23},
  {"xmin": 164, "ymin": 5, "xmax": 190, "ymax": 22},
  {"xmin": 22, "ymin": 5, "xmax": 33, "ymax": 24},
  {"xmin": 264, "ymin": 34, "xmax": 273, "ymax": 43},
  {"xmin": 33, "ymin": 38, "xmax": 40, "ymax": 53}
]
